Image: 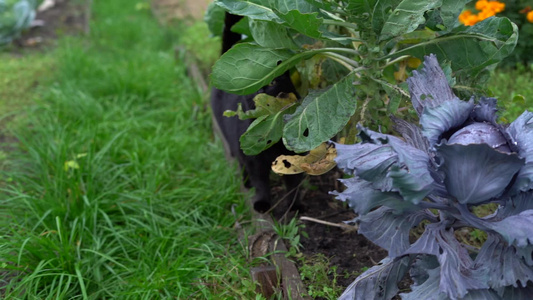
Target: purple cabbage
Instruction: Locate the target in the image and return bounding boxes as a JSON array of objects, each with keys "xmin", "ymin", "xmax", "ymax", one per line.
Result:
[{"xmin": 332, "ymin": 54, "xmax": 533, "ymax": 300}]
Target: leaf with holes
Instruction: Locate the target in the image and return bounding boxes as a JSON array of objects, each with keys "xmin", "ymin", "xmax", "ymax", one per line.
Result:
[
  {"xmin": 283, "ymin": 73, "xmax": 357, "ymax": 153},
  {"xmin": 240, "ymin": 104, "xmax": 297, "ymax": 155}
]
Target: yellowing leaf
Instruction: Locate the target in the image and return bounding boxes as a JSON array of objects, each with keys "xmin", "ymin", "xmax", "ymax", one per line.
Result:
[
  {"xmin": 224, "ymin": 93, "xmax": 298, "ymax": 120},
  {"xmin": 407, "ymin": 57, "xmax": 422, "ymax": 69},
  {"xmin": 272, "ymin": 143, "xmax": 337, "ymax": 175}
]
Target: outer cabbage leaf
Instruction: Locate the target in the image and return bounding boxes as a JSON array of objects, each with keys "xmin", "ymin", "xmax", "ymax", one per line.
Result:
[
  {"xmin": 482, "ymin": 192, "xmax": 533, "ymax": 222},
  {"xmin": 436, "ymin": 143, "xmax": 524, "ymax": 204},
  {"xmin": 391, "ymin": 115, "xmax": 429, "ymax": 153},
  {"xmin": 498, "ymin": 284, "xmax": 533, "ymax": 299},
  {"xmin": 401, "ymin": 267, "xmax": 447, "ymax": 300},
  {"xmin": 435, "ymin": 228, "xmax": 488, "ymax": 299},
  {"xmin": 334, "ymin": 141, "xmax": 396, "ymax": 190},
  {"xmin": 507, "ymin": 111, "xmax": 533, "ymax": 194},
  {"xmin": 474, "ymin": 234, "xmax": 533, "ymax": 289},
  {"xmin": 402, "ymin": 266, "xmax": 501, "ymax": 300},
  {"xmin": 487, "ymin": 210, "xmax": 533, "ymax": 247},
  {"xmin": 358, "ymin": 207, "xmax": 428, "ymax": 257},
  {"xmin": 406, "ymin": 54, "xmax": 462, "ymax": 117},
  {"xmin": 332, "ymin": 177, "xmax": 417, "ymax": 215},
  {"xmin": 408, "ymin": 255, "xmax": 440, "ymax": 286},
  {"xmin": 471, "ymin": 97, "xmax": 498, "ymax": 124},
  {"xmin": 386, "ymin": 137, "xmax": 434, "ymax": 204},
  {"xmin": 339, "ymin": 256, "xmax": 411, "ymax": 300},
  {"xmin": 335, "ymin": 124, "xmax": 435, "ymax": 202},
  {"xmin": 403, "ymin": 223, "xmax": 443, "ymax": 256},
  {"xmin": 420, "ymin": 99, "xmax": 474, "ymax": 147}
]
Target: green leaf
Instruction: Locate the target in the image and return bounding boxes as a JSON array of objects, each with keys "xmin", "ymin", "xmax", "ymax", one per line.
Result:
[
  {"xmin": 371, "ymin": 0, "xmax": 402, "ymax": 35},
  {"xmin": 204, "ymin": 2, "xmax": 226, "ymax": 37},
  {"xmin": 248, "ymin": 19, "xmax": 298, "ymax": 49},
  {"xmin": 438, "ymin": 0, "xmax": 470, "ymax": 32},
  {"xmin": 380, "ymin": 0, "xmax": 442, "ymax": 41},
  {"xmin": 270, "ymin": 0, "xmax": 317, "ymax": 14},
  {"xmin": 211, "ymin": 43, "xmax": 318, "ymax": 95},
  {"xmin": 389, "ymin": 17, "xmax": 518, "ymax": 76},
  {"xmin": 240, "ymin": 106, "xmax": 295, "ymax": 155},
  {"xmin": 275, "ymin": 10, "xmax": 323, "ymax": 39},
  {"xmin": 283, "ymin": 73, "xmax": 357, "ymax": 153},
  {"xmin": 381, "ymin": 82, "xmax": 404, "ymax": 113},
  {"xmin": 346, "ymin": 0, "xmax": 377, "ymax": 16},
  {"xmin": 215, "ymin": 0, "xmax": 281, "ymax": 22},
  {"xmin": 231, "ymin": 16, "xmax": 252, "ymax": 36}
]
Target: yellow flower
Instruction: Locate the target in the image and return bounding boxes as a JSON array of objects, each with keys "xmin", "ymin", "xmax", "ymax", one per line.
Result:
[{"xmin": 528, "ymin": 11, "xmax": 533, "ymax": 23}]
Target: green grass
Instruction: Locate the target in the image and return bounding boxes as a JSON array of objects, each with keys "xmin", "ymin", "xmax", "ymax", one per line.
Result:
[
  {"xmin": 0, "ymin": 1, "xmax": 262, "ymax": 298},
  {"xmin": 488, "ymin": 64, "xmax": 533, "ymax": 123},
  {"xmin": 0, "ymin": 52, "xmax": 53, "ymax": 115}
]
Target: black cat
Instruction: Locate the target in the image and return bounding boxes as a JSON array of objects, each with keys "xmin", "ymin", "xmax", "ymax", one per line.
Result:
[{"xmin": 211, "ymin": 13, "xmax": 301, "ymax": 213}]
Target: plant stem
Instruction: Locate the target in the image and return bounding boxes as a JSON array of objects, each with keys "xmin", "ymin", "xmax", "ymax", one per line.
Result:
[
  {"xmin": 321, "ymin": 47, "xmax": 361, "ymax": 56},
  {"xmin": 380, "ymin": 55, "xmax": 411, "ymax": 68},
  {"xmin": 323, "ymin": 19, "xmax": 359, "ymax": 31},
  {"xmin": 323, "ymin": 52, "xmax": 359, "ymax": 68}
]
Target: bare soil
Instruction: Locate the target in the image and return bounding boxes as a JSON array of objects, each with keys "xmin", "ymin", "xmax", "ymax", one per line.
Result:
[
  {"xmin": 10, "ymin": 0, "xmax": 88, "ymax": 53},
  {"xmin": 271, "ymin": 171, "xmax": 389, "ymax": 297}
]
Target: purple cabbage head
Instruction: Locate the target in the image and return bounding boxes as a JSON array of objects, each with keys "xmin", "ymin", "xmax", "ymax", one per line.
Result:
[{"xmin": 332, "ymin": 54, "xmax": 533, "ymax": 300}]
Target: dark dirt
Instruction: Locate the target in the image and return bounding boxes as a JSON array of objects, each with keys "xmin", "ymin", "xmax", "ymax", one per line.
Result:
[
  {"xmin": 271, "ymin": 170, "xmax": 394, "ymax": 298},
  {"xmin": 9, "ymin": 0, "xmax": 88, "ymax": 52}
]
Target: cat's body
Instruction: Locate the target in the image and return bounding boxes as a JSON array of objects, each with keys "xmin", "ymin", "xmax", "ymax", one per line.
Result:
[{"xmin": 211, "ymin": 13, "xmax": 301, "ymax": 213}]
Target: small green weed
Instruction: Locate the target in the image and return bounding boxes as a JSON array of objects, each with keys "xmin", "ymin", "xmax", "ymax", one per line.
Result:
[
  {"xmin": 272, "ymin": 216, "xmax": 307, "ymax": 256},
  {"xmin": 298, "ymin": 254, "xmax": 343, "ymax": 300}
]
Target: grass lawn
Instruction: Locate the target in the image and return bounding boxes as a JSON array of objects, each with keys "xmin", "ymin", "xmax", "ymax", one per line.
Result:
[{"xmin": 0, "ymin": 1, "xmax": 260, "ymax": 298}]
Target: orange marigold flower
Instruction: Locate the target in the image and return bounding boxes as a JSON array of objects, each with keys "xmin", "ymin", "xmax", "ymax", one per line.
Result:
[
  {"xmin": 476, "ymin": 0, "xmax": 488, "ymax": 11},
  {"xmin": 528, "ymin": 11, "xmax": 533, "ymax": 23},
  {"xmin": 478, "ymin": 9, "xmax": 496, "ymax": 21},
  {"xmin": 459, "ymin": 10, "xmax": 480, "ymax": 26},
  {"xmin": 490, "ymin": 2, "xmax": 505, "ymax": 13}
]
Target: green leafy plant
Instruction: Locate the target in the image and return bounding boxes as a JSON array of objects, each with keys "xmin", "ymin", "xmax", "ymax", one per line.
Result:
[{"xmin": 208, "ymin": 0, "xmax": 518, "ymax": 157}]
